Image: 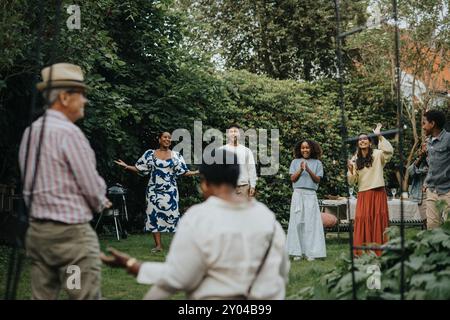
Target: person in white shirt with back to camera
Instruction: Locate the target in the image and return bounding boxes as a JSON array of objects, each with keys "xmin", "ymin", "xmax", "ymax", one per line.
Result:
[{"xmin": 101, "ymin": 148, "xmax": 290, "ymax": 300}]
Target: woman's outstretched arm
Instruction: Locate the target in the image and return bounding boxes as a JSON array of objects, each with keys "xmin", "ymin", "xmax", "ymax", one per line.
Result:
[
  {"xmin": 114, "ymin": 159, "xmax": 139, "ymax": 174},
  {"xmin": 183, "ymin": 170, "xmax": 200, "ymax": 177}
]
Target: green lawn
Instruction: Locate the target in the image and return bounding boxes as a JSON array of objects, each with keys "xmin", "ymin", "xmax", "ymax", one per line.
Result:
[{"xmin": 1, "ymin": 228, "xmax": 420, "ymax": 300}]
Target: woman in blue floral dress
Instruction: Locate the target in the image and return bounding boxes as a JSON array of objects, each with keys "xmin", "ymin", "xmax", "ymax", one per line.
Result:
[{"xmin": 115, "ymin": 132, "xmax": 198, "ymax": 252}]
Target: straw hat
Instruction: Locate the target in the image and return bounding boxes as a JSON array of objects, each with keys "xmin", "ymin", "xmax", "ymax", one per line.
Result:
[{"xmin": 36, "ymin": 63, "xmax": 88, "ymax": 91}]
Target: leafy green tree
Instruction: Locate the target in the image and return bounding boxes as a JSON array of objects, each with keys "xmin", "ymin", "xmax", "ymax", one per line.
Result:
[
  {"xmin": 346, "ymin": 0, "xmax": 450, "ymax": 190},
  {"xmin": 0, "ymin": 0, "xmax": 197, "ymax": 228},
  {"xmin": 175, "ymin": 0, "xmax": 368, "ymax": 80},
  {"xmin": 0, "ymin": 0, "xmax": 412, "ymax": 232}
]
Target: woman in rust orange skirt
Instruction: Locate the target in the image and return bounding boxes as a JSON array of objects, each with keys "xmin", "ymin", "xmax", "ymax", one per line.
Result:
[{"xmin": 347, "ymin": 124, "xmax": 394, "ymax": 256}]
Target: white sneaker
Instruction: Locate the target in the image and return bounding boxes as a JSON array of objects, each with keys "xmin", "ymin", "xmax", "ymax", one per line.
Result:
[
  {"xmin": 306, "ymin": 257, "xmax": 315, "ymax": 261},
  {"xmin": 293, "ymin": 256, "xmax": 302, "ymax": 261}
]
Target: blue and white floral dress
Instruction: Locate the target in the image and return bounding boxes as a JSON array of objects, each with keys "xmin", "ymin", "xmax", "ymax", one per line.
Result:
[{"xmin": 135, "ymin": 149, "xmax": 188, "ymax": 233}]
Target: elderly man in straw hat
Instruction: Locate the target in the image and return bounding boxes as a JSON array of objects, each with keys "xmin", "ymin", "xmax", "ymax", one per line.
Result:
[{"xmin": 18, "ymin": 63, "xmax": 111, "ymax": 299}]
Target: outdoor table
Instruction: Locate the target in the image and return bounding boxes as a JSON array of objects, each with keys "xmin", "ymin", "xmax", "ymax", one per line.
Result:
[{"xmin": 320, "ymin": 198, "xmax": 425, "ymax": 233}]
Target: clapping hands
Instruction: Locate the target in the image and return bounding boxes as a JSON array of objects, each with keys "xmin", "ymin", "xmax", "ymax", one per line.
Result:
[{"xmin": 300, "ymin": 161, "xmax": 308, "ymax": 171}]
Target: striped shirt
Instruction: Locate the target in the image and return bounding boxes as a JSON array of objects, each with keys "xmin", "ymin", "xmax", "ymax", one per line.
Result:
[{"xmin": 18, "ymin": 109, "xmax": 108, "ymax": 224}]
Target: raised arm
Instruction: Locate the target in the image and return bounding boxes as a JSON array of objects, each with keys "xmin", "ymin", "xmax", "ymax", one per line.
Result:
[
  {"xmin": 183, "ymin": 170, "xmax": 200, "ymax": 177},
  {"xmin": 377, "ymin": 136, "xmax": 394, "ymax": 164},
  {"xmin": 116, "ymin": 150, "xmax": 153, "ymax": 177},
  {"xmin": 373, "ymin": 124, "xmax": 393, "ymax": 164},
  {"xmin": 114, "ymin": 159, "xmax": 139, "ymax": 174}
]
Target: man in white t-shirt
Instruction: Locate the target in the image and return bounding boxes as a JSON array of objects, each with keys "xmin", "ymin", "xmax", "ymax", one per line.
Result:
[
  {"xmin": 221, "ymin": 124, "xmax": 257, "ymax": 198},
  {"xmin": 101, "ymin": 149, "xmax": 289, "ymax": 300}
]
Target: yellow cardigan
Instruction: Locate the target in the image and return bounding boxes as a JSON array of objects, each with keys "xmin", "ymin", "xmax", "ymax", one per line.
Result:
[{"xmin": 347, "ymin": 136, "xmax": 394, "ymax": 192}]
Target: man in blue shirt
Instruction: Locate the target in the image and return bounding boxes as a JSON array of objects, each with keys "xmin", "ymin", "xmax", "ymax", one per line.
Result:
[{"xmin": 422, "ymin": 110, "xmax": 450, "ymax": 229}]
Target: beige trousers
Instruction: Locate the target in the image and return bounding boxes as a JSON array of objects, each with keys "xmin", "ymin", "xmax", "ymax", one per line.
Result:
[
  {"xmin": 418, "ymin": 202, "xmax": 427, "ymax": 221},
  {"xmin": 425, "ymin": 189, "xmax": 450, "ymax": 230},
  {"xmin": 26, "ymin": 220, "xmax": 102, "ymax": 300}
]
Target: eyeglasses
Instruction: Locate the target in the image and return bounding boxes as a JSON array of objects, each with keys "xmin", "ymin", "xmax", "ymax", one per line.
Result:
[{"xmin": 358, "ymin": 136, "xmax": 369, "ymax": 141}]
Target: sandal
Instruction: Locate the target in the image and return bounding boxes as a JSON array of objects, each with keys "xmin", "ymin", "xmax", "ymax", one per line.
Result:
[{"xmin": 151, "ymin": 247, "xmax": 163, "ymax": 253}]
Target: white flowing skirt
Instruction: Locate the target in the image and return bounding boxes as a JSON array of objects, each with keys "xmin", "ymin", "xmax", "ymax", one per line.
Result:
[{"xmin": 286, "ymin": 188, "xmax": 326, "ymax": 258}]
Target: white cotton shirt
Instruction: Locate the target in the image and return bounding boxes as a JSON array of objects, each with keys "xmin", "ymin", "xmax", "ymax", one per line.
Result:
[
  {"xmin": 221, "ymin": 144, "xmax": 257, "ymax": 187},
  {"xmin": 137, "ymin": 196, "xmax": 290, "ymax": 300}
]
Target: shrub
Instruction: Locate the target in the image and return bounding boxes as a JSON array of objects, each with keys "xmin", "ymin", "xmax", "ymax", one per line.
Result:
[{"xmin": 298, "ymin": 214, "xmax": 450, "ymax": 300}]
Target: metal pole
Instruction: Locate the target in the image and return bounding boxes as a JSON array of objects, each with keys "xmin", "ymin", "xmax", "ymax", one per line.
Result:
[
  {"xmin": 393, "ymin": 0, "xmax": 405, "ymax": 300},
  {"xmin": 114, "ymin": 213, "xmax": 120, "ymax": 241},
  {"xmin": 334, "ymin": 0, "xmax": 357, "ymax": 300}
]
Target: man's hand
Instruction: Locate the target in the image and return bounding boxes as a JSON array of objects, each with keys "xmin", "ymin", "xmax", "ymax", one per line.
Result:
[
  {"xmin": 104, "ymin": 199, "xmax": 113, "ymax": 209},
  {"xmin": 249, "ymin": 187, "xmax": 256, "ymax": 197},
  {"xmin": 100, "ymin": 247, "xmax": 131, "ymax": 268}
]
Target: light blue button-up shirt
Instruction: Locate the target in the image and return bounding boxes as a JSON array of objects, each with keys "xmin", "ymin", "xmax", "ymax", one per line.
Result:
[{"xmin": 289, "ymin": 158, "xmax": 323, "ymax": 191}]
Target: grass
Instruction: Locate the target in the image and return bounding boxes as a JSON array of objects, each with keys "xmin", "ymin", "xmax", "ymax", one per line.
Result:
[
  {"xmin": 0, "ymin": 228, "xmax": 421, "ymax": 300},
  {"xmin": 286, "ymin": 234, "xmax": 350, "ymax": 298}
]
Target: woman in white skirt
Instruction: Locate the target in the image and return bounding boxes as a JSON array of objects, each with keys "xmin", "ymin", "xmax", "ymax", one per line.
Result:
[{"xmin": 287, "ymin": 140, "xmax": 326, "ymax": 261}]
